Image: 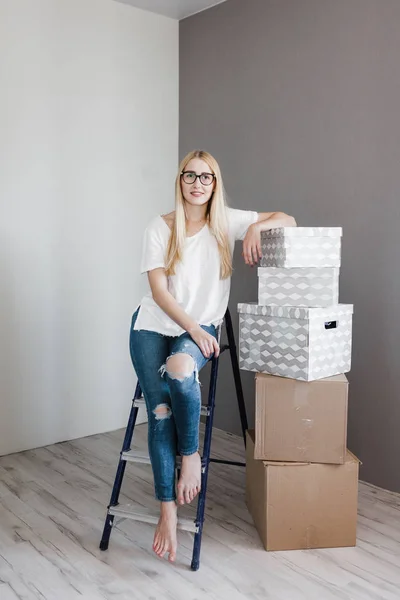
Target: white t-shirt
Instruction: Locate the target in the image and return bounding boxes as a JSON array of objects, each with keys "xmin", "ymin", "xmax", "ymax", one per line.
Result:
[{"xmin": 133, "ymin": 207, "xmax": 259, "ymax": 336}]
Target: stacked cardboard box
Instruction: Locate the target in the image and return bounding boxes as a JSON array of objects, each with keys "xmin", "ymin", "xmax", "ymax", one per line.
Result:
[{"xmin": 238, "ymin": 227, "xmax": 360, "ymax": 552}]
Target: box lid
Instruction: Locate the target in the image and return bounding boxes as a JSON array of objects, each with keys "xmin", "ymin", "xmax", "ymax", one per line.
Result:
[
  {"xmin": 237, "ymin": 302, "xmax": 354, "ymax": 319},
  {"xmin": 261, "ymin": 227, "xmax": 343, "ymax": 239},
  {"xmin": 255, "ymin": 372, "xmax": 348, "ymax": 384},
  {"xmin": 261, "ymin": 449, "xmax": 360, "ymax": 467},
  {"xmin": 257, "ymin": 267, "xmax": 340, "ymax": 276}
]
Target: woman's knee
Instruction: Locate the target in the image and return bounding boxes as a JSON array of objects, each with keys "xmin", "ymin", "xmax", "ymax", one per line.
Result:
[
  {"xmin": 164, "ymin": 353, "xmax": 196, "ymax": 381},
  {"xmin": 153, "ymin": 403, "xmax": 172, "ymax": 420}
]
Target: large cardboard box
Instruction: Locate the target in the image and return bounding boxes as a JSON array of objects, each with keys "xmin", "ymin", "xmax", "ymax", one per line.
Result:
[
  {"xmin": 255, "ymin": 373, "xmax": 348, "ymax": 464},
  {"xmin": 238, "ymin": 302, "xmax": 353, "ymax": 381},
  {"xmin": 257, "ymin": 266, "xmax": 339, "ymax": 307},
  {"xmin": 260, "ymin": 227, "xmax": 342, "ymax": 268},
  {"xmin": 246, "ymin": 430, "xmax": 359, "ymax": 551}
]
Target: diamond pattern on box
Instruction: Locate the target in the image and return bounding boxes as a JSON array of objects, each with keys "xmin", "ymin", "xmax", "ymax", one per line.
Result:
[
  {"xmin": 258, "ymin": 267, "xmax": 339, "ymax": 307},
  {"xmin": 260, "ymin": 227, "xmax": 342, "ymax": 268},
  {"xmin": 238, "ymin": 303, "xmax": 353, "ymax": 381}
]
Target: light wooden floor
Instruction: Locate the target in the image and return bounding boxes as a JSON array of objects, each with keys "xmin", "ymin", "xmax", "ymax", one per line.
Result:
[{"xmin": 1, "ymin": 423, "xmax": 400, "ymax": 600}]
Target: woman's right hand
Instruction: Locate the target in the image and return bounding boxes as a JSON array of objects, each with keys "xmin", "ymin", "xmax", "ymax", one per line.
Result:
[{"xmin": 189, "ymin": 325, "xmax": 220, "ymax": 358}]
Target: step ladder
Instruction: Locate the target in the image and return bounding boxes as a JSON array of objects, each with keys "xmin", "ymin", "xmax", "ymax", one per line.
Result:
[{"xmin": 99, "ymin": 307, "xmax": 248, "ymax": 571}]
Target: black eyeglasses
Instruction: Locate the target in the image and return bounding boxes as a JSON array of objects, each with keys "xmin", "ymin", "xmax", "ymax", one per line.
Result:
[{"xmin": 181, "ymin": 171, "xmax": 216, "ymax": 186}]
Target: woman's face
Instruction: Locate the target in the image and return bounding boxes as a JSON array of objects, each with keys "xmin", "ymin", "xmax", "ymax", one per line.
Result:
[{"xmin": 180, "ymin": 158, "xmax": 216, "ymax": 208}]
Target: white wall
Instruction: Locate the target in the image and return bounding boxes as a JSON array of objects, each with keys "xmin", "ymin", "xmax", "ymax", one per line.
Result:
[{"xmin": 0, "ymin": 0, "xmax": 178, "ymax": 455}]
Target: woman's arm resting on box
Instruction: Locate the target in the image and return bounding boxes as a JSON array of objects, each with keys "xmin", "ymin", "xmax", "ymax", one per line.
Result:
[{"xmin": 243, "ymin": 212, "xmax": 297, "ymax": 267}]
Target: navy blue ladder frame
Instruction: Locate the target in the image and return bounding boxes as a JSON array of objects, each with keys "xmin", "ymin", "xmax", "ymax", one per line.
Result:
[{"xmin": 99, "ymin": 307, "xmax": 248, "ymax": 571}]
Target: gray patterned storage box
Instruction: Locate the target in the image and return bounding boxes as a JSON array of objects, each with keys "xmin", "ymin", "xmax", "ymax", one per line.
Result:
[
  {"xmin": 238, "ymin": 302, "xmax": 353, "ymax": 381},
  {"xmin": 258, "ymin": 267, "xmax": 339, "ymax": 307},
  {"xmin": 260, "ymin": 227, "xmax": 342, "ymax": 268}
]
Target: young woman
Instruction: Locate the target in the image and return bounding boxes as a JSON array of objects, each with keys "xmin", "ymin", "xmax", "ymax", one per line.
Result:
[{"xmin": 129, "ymin": 150, "xmax": 296, "ymax": 563}]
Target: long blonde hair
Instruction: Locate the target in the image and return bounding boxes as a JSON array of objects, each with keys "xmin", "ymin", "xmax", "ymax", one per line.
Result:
[{"xmin": 165, "ymin": 150, "xmax": 232, "ymax": 279}]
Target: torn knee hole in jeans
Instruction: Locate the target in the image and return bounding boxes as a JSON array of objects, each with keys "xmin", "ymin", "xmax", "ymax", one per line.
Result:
[
  {"xmin": 158, "ymin": 354, "xmax": 200, "ymax": 384},
  {"xmin": 153, "ymin": 403, "xmax": 172, "ymax": 420}
]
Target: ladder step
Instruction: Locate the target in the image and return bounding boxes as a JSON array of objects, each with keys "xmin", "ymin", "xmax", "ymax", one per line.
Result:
[
  {"xmin": 121, "ymin": 450, "xmax": 206, "ymax": 474},
  {"xmin": 122, "ymin": 450, "xmax": 151, "ymax": 464},
  {"xmin": 108, "ymin": 504, "xmax": 198, "ymax": 533},
  {"xmin": 133, "ymin": 397, "xmax": 210, "ymax": 417}
]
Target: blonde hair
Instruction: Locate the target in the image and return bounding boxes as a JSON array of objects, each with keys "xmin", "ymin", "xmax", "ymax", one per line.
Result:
[{"xmin": 165, "ymin": 150, "xmax": 233, "ymax": 279}]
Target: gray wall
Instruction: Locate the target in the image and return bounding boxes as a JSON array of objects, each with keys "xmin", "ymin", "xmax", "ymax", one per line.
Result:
[{"xmin": 180, "ymin": 0, "xmax": 400, "ymax": 492}]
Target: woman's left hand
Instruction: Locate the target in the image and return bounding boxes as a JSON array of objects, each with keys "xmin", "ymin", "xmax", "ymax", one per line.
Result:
[{"xmin": 242, "ymin": 223, "xmax": 262, "ymax": 267}]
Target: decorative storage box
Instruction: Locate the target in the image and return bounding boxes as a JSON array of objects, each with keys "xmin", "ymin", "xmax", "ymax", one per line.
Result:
[
  {"xmin": 260, "ymin": 227, "xmax": 342, "ymax": 268},
  {"xmin": 238, "ymin": 302, "xmax": 353, "ymax": 381},
  {"xmin": 258, "ymin": 267, "xmax": 339, "ymax": 307}
]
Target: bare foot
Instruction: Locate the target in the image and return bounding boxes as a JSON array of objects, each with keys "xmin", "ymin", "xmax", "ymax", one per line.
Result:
[
  {"xmin": 153, "ymin": 501, "xmax": 178, "ymax": 562},
  {"xmin": 177, "ymin": 451, "xmax": 202, "ymax": 505}
]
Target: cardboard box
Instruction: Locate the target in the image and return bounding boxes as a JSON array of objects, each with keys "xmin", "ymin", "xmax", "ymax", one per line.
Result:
[
  {"xmin": 257, "ymin": 266, "xmax": 339, "ymax": 307},
  {"xmin": 260, "ymin": 227, "xmax": 342, "ymax": 268},
  {"xmin": 255, "ymin": 373, "xmax": 348, "ymax": 464},
  {"xmin": 246, "ymin": 430, "xmax": 359, "ymax": 551},
  {"xmin": 238, "ymin": 302, "xmax": 353, "ymax": 381}
]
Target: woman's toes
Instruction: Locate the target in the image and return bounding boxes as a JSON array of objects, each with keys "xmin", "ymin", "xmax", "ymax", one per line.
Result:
[
  {"xmin": 177, "ymin": 485, "xmax": 185, "ymax": 505},
  {"xmin": 168, "ymin": 550, "xmax": 176, "ymax": 562}
]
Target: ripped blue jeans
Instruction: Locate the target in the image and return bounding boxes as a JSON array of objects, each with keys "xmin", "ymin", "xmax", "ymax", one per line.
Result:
[{"xmin": 129, "ymin": 307, "xmax": 218, "ymax": 502}]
